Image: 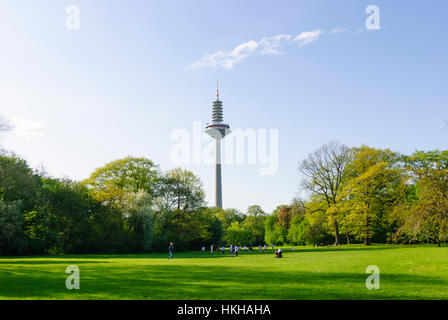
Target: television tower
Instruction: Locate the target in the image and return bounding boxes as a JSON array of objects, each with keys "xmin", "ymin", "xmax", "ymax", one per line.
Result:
[{"xmin": 205, "ymin": 81, "xmax": 231, "ymax": 208}]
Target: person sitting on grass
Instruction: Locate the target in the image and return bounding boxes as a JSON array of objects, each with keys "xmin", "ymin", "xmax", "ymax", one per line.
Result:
[{"xmin": 275, "ymin": 248, "xmax": 283, "ymax": 258}]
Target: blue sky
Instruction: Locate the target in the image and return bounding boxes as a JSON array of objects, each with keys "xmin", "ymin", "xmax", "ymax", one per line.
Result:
[{"xmin": 0, "ymin": 0, "xmax": 447, "ymax": 213}]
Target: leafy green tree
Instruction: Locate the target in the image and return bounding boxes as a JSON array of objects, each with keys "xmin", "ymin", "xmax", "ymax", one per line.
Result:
[
  {"xmin": 40, "ymin": 179, "xmax": 96, "ymax": 253},
  {"xmin": 164, "ymin": 209, "xmax": 211, "ymax": 251},
  {"xmin": 247, "ymin": 205, "xmax": 266, "ymax": 217},
  {"xmin": 206, "ymin": 211, "xmax": 224, "ymax": 245},
  {"xmin": 23, "ymin": 208, "xmax": 57, "ymax": 254},
  {"xmin": 158, "ymin": 168, "xmax": 205, "ymax": 212},
  {"xmin": 338, "ymin": 147, "xmax": 404, "ymax": 245},
  {"xmin": 224, "ymin": 221, "xmax": 254, "ymax": 245},
  {"xmin": 84, "ymin": 156, "xmax": 161, "ymax": 209},
  {"xmin": 214, "ymin": 208, "xmax": 244, "ymax": 230},
  {"xmin": 264, "ymin": 213, "xmax": 277, "ymax": 245},
  {"xmin": 242, "ymin": 205, "xmax": 266, "ymax": 245},
  {"xmin": 89, "ymin": 204, "xmax": 126, "ymax": 253},
  {"xmin": 243, "ymin": 215, "xmax": 265, "ymax": 245},
  {"xmin": 299, "ymin": 142, "xmax": 350, "ymax": 245},
  {"xmin": 264, "ymin": 212, "xmax": 288, "ymax": 245},
  {"xmin": 404, "ymin": 150, "xmax": 448, "ymax": 173},
  {"xmin": 287, "ymin": 215, "xmax": 309, "ymax": 245},
  {"xmin": 395, "ymin": 167, "xmax": 448, "ymax": 246},
  {"xmin": 0, "ymin": 153, "xmax": 42, "ymax": 211}
]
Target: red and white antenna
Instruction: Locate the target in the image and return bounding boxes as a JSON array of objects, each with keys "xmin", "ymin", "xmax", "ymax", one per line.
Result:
[{"xmin": 216, "ymin": 80, "xmax": 219, "ymax": 100}]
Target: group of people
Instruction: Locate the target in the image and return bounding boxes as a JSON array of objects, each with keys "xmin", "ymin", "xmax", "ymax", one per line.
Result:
[
  {"xmin": 200, "ymin": 243, "xmax": 285, "ymax": 257},
  {"xmin": 168, "ymin": 242, "xmax": 290, "ymax": 259}
]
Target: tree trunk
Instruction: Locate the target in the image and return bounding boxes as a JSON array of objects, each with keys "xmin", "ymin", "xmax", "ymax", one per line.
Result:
[
  {"xmin": 364, "ymin": 208, "xmax": 371, "ymax": 245},
  {"xmin": 333, "ymin": 220, "xmax": 340, "ymax": 246},
  {"xmin": 346, "ymin": 232, "xmax": 350, "ymax": 245}
]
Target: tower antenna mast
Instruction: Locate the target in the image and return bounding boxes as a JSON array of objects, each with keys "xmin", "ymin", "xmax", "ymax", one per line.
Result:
[{"xmin": 216, "ymin": 80, "xmax": 219, "ymax": 100}]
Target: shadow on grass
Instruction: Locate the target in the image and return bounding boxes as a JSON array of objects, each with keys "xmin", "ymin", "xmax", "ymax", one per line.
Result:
[
  {"xmin": 286, "ymin": 246, "xmax": 401, "ymax": 254},
  {"xmin": 1, "ymin": 263, "xmax": 447, "ymax": 300},
  {"xmin": 0, "ymin": 260, "xmax": 105, "ymax": 265}
]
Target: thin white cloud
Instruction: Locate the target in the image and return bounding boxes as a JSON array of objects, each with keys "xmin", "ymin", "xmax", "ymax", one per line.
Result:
[
  {"xmin": 259, "ymin": 34, "xmax": 292, "ymax": 55},
  {"xmin": 10, "ymin": 116, "xmax": 46, "ymax": 139},
  {"xmin": 293, "ymin": 29, "xmax": 322, "ymax": 47},
  {"xmin": 186, "ymin": 39, "xmax": 261, "ymax": 70},
  {"xmin": 186, "ymin": 30, "xmax": 320, "ymax": 70},
  {"xmin": 186, "ymin": 27, "xmax": 356, "ymax": 70},
  {"xmin": 329, "ymin": 28, "xmax": 349, "ymax": 34}
]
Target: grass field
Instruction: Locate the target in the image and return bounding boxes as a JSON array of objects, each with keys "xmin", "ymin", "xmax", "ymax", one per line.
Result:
[{"xmin": 0, "ymin": 244, "xmax": 447, "ymax": 300}]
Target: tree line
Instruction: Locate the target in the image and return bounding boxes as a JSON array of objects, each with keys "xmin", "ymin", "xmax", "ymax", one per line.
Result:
[
  {"xmin": 0, "ymin": 116, "xmax": 446, "ymax": 254},
  {"xmin": 291, "ymin": 142, "xmax": 448, "ymax": 247}
]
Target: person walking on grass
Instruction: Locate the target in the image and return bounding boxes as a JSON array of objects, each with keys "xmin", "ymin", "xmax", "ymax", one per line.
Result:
[
  {"xmin": 211, "ymin": 244, "xmax": 213, "ymax": 255},
  {"xmin": 264, "ymin": 244, "xmax": 267, "ymax": 253},
  {"xmin": 168, "ymin": 242, "xmax": 174, "ymax": 259},
  {"xmin": 235, "ymin": 245, "xmax": 239, "ymax": 256},
  {"xmin": 202, "ymin": 246, "xmax": 205, "ymax": 254},
  {"xmin": 222, "ymin": 245, "xmax": 225, "ymax": 254},
  {"xmin": 259, "ymin": 244, "xmax": 262, "ymax": 253}
]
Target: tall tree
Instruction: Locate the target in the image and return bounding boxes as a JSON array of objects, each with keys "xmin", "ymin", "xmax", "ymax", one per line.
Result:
[
  {"xmin": 299, "ymin": 142, "xmax": 350, "ymax": 245},
  {"xmin": 339, "ymin": 146, "xmax": 404, "ymax": 245},
  {"xmin": 83, "ymin": 156, "xmax": 161, "ymax": 209},
  {"xmin": 158, "ymin": 168, "xmax": 205, "ymax": 213},
  {"xmin": 395, "ymin": 152, "xmax": 448, "ymax": 246}
]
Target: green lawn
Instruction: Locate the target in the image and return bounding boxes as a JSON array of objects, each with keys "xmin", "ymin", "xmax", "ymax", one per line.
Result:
[{"xmin": 0, "ymin": 244, "xmax": 447, "ymax": 300}]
